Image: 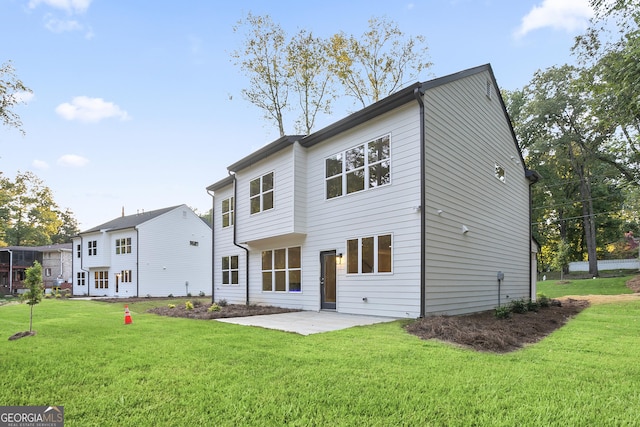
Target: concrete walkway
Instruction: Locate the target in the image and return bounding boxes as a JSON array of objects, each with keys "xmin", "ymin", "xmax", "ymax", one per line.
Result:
[{"xmin": 216, "ymin": 311, "xmax": 398, "ymax": 335}]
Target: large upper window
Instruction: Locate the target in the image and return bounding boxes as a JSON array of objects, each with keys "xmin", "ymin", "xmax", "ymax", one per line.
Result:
[
  {"xmin": 326, "ymin": 135, "xmax": 390, "ymax": 199},
  {"xmin": 347, "ymin": 234, "xmax": 392, "ymax": 274},
  {"xmin": 261, "ymin": 247, "xmax": 301, "ymax": 292},
  {"xmin": 222, "ymin": 197, "xmax": 234, "ymax": 228},
  {"xmin": 115, "ymin": 238, "xmax": 131, "ymax": 254},
  {"xmin": 222, "ymin": 255, "xmax": 239, "ymax": 285},
  {"xmin": 250, "ymin": 172, "xmax": 274, "ymax": 214}
]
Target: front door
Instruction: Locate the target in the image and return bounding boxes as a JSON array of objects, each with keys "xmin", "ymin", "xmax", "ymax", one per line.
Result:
[{"xmin": 320, "ymin": 251, "xmax": 336, "ymax": 310}]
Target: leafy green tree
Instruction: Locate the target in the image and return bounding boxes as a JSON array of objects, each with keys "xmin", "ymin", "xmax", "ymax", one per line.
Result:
[
  {"xmin": 551, "ymin": 240, "xmax": 572, "ymax": 280},
  {"xmin": 232, "ymin": 13, "xmax": 290, "ymax": 137},
  {"xmin": 0, "ymin": 61, "xmax": 32, "ymax": 135},
  {"xmin": 22, "ymin": 261, "xmax": 43, "ymax": 333},
  {"xmin": 327, "ymin": 16, "xmax": 432, "ymax": 108},
  {"xmin": 0, "ymin": 171, "xmax": 78, "ymax": 245}
]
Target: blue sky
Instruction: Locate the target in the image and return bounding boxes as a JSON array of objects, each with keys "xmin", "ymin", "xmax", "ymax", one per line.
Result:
[{"xmin": 1, "ymin": 0, "xmax": 594, "ymax": 230}]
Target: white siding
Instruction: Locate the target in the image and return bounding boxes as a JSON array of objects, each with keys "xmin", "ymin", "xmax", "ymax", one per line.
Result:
[
  {"xmin": 300, "ymin": 103, "xmax": 423, "ymax": 318},
  {"xmin": 212, "ymin": 185, "xmax": 247, "ymax": 304},
  {"xmin": 423, "ymin": 70, "xmax": 530, "ymax": 315},
  {"xmin": 138, "ymin": 206, "xmax": 212, "ymax": 297},
  {"xmin": 109, "ymin": 230, "xmax": 138, "ymax": 297}
]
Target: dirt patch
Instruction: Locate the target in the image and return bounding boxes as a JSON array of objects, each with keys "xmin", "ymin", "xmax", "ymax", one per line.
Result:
[
  {"xmin": 147, "ymin": 302, "xmax": 301, "ymax": 320},
  {"xmin": 405, "ymin": 298, "xmax": 590, "ymax": 353},
  {"xmin": 626, "ymin": 275, "xmax": 640, "ymax": 293}
]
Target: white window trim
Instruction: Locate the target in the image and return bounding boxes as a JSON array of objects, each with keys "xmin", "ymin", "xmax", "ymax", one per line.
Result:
[
  {"xmin": 221, "ymin": 196, "xmax": 234, "ymax": 228},
  {"xmin": 221, "ymin": 255, "xmax": 239, "ymax": 286},
  {"xmin": 250, "ymin": 171, "xmax": 275, "ymax": 215},
  {"xmin": 261, "ymin": 247, "xmax": 302, "ymax": 293},
  {"xmin": 346, "ymin": 233, "xmax": 393, "ymax": 275},
  {"xmin": 325, "ymin": 134, "xmax": 391, "ymax": 200}
]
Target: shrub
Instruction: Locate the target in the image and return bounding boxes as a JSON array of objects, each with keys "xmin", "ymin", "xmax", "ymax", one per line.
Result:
[
  {"xmin": 217, "ymin": 299, "xmax": 228, "ymax": 307},
  {"xmin": 187, "ymin": 293, "xmax": 192, "ymax": 298},
  {"xmin": 494, "ymin": 305, "xmax": 511, "ymax": 319},
  {"xmin": 185, "ymin": 301, "xmax": 194, "ymax": 310},
  {"xmin": 510, "ymin": 298, "xmax": 528, "ymax": 314},
  {"xmin": 208, "ymin": 304, "xmax": 221, "ymax": 312},
  {"xmin": 527, "ymin": 299, "xmax": 540, "ymax": 312},
  {"xmin": 168, "ymin": 304, "xmax": 176, "ymax": 309},
  {"xmin": 168, "ymin": 294, "xmax": 174, "ymax": 298},
  {"xmin": 192, "ymin": 300, "xmax": 202, "ymax": 308},
  {"xmin": 198, "ymin": 291, "xmax": 205, "ymax": 297},
  {"xmin": 537, "ymin": 294, "xmax": 551, "ymax": 308}
]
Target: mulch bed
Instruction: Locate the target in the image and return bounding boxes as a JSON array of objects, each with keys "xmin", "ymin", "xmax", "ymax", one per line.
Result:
[{"xmin": 405, "ymin": 298, "xmax": 590, "ymax": 353}]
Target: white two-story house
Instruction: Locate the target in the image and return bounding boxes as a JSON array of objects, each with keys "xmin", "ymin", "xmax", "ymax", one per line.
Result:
[
  {"xmin": 206, "ymin": 64, "xmax": 539, "ymax": 318},
  {"xmin": 72, "ymin": 205, "xmax": 212, "ymax": 298}
]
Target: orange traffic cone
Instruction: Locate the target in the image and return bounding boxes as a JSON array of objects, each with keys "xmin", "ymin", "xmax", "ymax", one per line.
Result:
[{"xmin": 124, "ymin": 304, "xmax": 133, "ymax": 325}]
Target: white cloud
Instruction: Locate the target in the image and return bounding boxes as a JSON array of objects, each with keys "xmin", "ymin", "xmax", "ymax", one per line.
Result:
[
  {"xmin": 44, "ymin": 16, "xmax": 83, "ymax": 33},
  {"xmin": 28, "ymin": 0, "xmax": 92, "ymax": 14},
  {"xmin": 32, "ymin": 159, "xmax": 49, "ymax": 170},
  {"xmin": 514, "ymin": 0, "xmax": 594, "ymax": 38},
  {"xmin": 11, "ymin": 91, "xmax": 35, "ymax": 104},
  {"xmin": 57, "ymin": 154, "xmax": 89, "ymax": 167},
  {"xmin": 55, "ymin": 96, "xmax": 131, "ymax": 123}
]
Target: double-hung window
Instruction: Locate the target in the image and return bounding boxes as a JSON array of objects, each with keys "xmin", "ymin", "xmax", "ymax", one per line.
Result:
[
  {"xmin": 88, "ymin": 240, "xmax": 97, "ymax": 256},
  {"xmin": 222, "ymin": 197, "xmax": 234, "ymax": 228},
  {"xmin": 326, "ymin": 135, "xmax": 390, "ymax": 199},
  {"xmin": 115, "ymin": 238, "xmax": 131, "ymax": 254},
  {"xmin": 250, "ymin": 172, "xmax": 274, "ymax": 214},
  {"xmin": 222, "ymin": 256, "xmax": 239, "ymax": 285},
  {"xmin": 261, "ymin": 247, "xmax": 301, "ymax": 292},
  {"xmin": 76, "ymin": 272, "xmax": 85, "ymax": 286},
  {"xmin": 347, "ymin": 234, "xmax": 392, "ymax": 274}
]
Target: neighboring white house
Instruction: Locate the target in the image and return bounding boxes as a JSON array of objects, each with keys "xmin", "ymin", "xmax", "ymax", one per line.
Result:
[
  {"xmin": 72, "ymin": 205, "xmax": 212, "ymax": 297},
  {"xmin": 206, "ymin": 64, "xmax": 540, "ymax": 318}
]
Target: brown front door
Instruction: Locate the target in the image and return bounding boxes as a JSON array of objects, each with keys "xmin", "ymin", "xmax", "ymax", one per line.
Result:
[{"xmin": 320, "ymin": 251, "xmax": 336, "ymax": 310}]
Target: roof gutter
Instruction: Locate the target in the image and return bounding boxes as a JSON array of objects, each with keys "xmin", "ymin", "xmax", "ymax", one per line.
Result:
[{"xmin": 414, "ymin": 86, "xmax": 427, "ymax": 319}]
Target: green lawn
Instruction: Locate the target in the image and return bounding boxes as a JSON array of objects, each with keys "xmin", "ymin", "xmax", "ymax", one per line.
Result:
[
  {"xmin": 537, "ymin": 274, "xmax": 635, "ymax": 298},
  {"xmin": 1, "ymin": 292, "xmax": 640, "ymax": 426}
]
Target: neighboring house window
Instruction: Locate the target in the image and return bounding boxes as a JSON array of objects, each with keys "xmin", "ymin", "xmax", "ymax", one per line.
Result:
[
  {"xmin": 120, "ymin": 270, "xmax": 132, "ymax": 282},
  {"xmin": 76, "ymin": 244, "xmax": 81, "ymax": 258},
  {"xmin": 347, "ymin": 234, "xmax": 392, "ymax": 274},
  {"xmin": 45, "ymin": 268, "xmax": 51, "ymax": 277},
  {"xmin": 326, "ymin": 135, "xmax": 390, "ymax": 199},
  {"xmin": 76, "ymin": 272, "xmax": 85, "ymax": 286},
  {"xmin": 88, "ymin": 240, "xmax": 97, "ymax": 256},
  {"xmin": 250, "ymin": 172, "xmax": 274, "ymax": 214},
  {"xmin": 261, "ymin": 247, "xmax": 301, "ymax": 292},
  {"xmin": 222, "ymin": 196, "xmax": 234, "ymax": 228},
  {"xmin": 222, "ymin": 256, "xmax": 239, "ymax": 285},
  {"xmin": 94, "ymin": 271, "xmax": 108, "ymax": 289},
  {"xmin": 115, "ymin": 238, "xmax": 132, "ymax": 254},
  {"xmin": 495, "ymin": 163, "xmax": 505, "ymax": 183}
]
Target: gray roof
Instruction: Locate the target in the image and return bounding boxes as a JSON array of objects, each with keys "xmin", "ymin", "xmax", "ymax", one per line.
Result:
[
  {"xmin": 79, "ymin": 205, "xmax": 182, "ymax": 234},
  {"xmin": 1, "ymin": 243, "xmax": 73, "ymax": 252}
]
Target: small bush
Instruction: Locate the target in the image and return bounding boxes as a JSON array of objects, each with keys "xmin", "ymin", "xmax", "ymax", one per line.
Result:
[
  {"xmin": 168, "ymin": 304, "xmax": 176, "ymax": 309},
  {"xmin": 192, "ymin": 300, "xmax": 202, "ymax": 308},
  {"xmin": 537, "ymin": 294, "xmax": 551, "ymax": 308},
  {"xmin": 168, "ymin": 294, "xmax": 174, "ymax": 298},
  {"xmin": 217, "ymin": 299, "xmax": 228, "ymax": 307},
  {"xmin": 185, "ymin": 301, "xmax": 194, "ymax": 310},
  {"xmin": 495, "ymin": 305, "xmax": 511, "ymax": 319},
  {"xmin": 208, "ymin": 304, "xmax": 221, "ymax": 312},
  {"xmin": 510, "ymin": 298, "xmax": 528, "ymax": 314},
  {"xmin": 198, "ymin": 291, "xmax": 205, "ymax": 297},
  {"xmin": 187, "ymin": 293, "xmax": 192, "ymax": 298},
  {"xmin": 527, "ymin": 299, "xmax": 540, "ymax": 312}
]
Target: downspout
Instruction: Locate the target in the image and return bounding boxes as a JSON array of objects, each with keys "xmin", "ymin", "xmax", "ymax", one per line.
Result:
[
  {"xmin": 414, "ymin": 87, "xmax": 427, "ymax": 318},
  {"xmin": 135, "ymin": 228, "xmax": 140, "ymax": 297},
  {"xmin": 230, "ymin": 171, "xmax": 251, "ymax": 306},
  {"xmin": 206, "ymin": 188, "xmax": 216, "ymax": 303}
]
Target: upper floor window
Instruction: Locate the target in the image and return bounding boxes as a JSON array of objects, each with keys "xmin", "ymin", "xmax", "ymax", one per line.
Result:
[
  {"xmin": 261, "ymin": 246, "xmax": 301, "ymax": 292},
  {"xmin": 326, "ymin": 135, "xmax": 390, "ymax": 199},
  {"xmin": 222, "ymin": 196, "xmax": 234, "ymax": 228},
  {"xmin": 88, "ymin": 240, "xmax": 97, "ymax": 256},
  {"xmin": 250, "ymin": 172, "xmax": 274, "ymax": 214},
  {"xmin": 76, "ymin": 244, "xmax": 81, "ymax": 258},
  {"xmin": 115, "ymin": 238, "xmax": 131, "ymax": 254},
  {"xmin": 222, "ymin": 255, "xmax": 239, "ymax": 285},
  {"xmin": 347, "ymin": 234, "xmax": 392, "ymax": 274}
]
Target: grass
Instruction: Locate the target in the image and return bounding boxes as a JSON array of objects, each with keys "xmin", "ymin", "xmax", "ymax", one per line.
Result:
[
  {"xmin": 537, "ymin": 274, "xmax": 635, "ymax": 298},
  {"xmin": 1, "ymin": 289, "xmax": 640, "ymax": 426}
]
